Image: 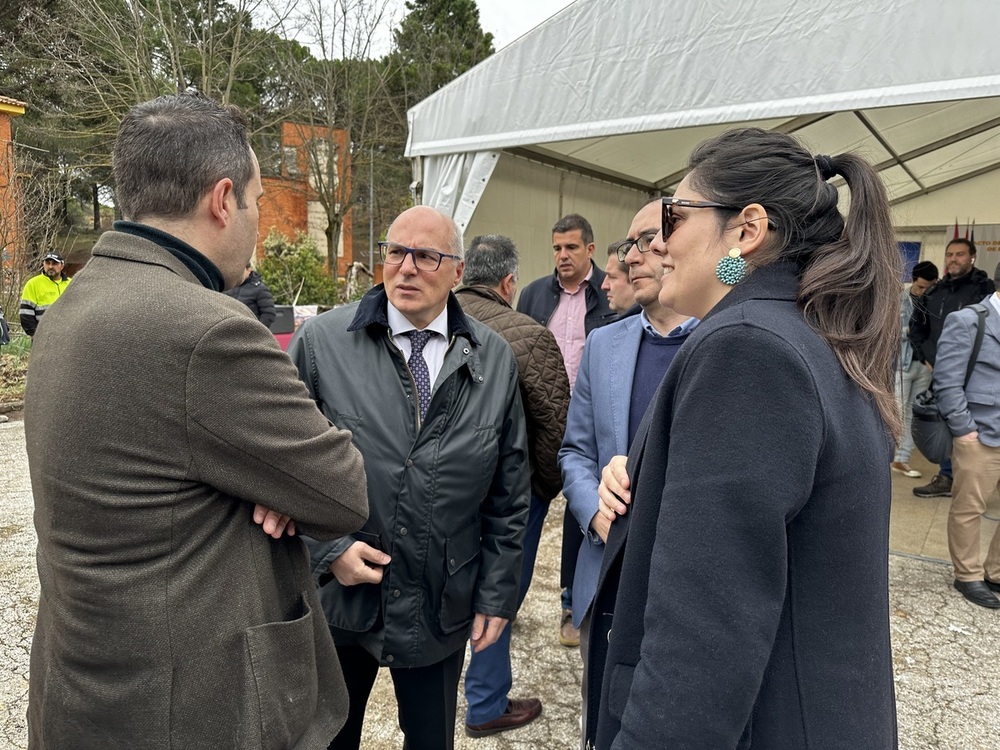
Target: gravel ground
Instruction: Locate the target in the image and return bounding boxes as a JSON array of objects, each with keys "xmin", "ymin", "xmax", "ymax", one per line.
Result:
[{"xmin": 3, "ymin": 417, "xmax": 1000, "ymax": 749}]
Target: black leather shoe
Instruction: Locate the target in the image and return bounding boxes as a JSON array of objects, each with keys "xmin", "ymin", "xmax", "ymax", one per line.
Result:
[
  {"xmin": 465, "ymin": 698, "xmax": 543, "ymax": 737},
  {"xmin": 984, "ymin": 576, "xmax": 1000, "ymax": 593},
  {"xmin": 954, "ymin": 580, "xmax": 1000, "ymax": 609}
]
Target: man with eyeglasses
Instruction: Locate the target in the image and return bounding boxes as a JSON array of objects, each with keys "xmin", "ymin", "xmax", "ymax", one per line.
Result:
[
  {"xmin": 559, "ymin": 199, "xmax": 697, "ymax": 747},
  {"xmin": 516, "ymin": 213, "xmax": 614, "ymax": 648},
  {"xmin": 287, "ymin": 205, "xmax": 530, "ymax": 750}
]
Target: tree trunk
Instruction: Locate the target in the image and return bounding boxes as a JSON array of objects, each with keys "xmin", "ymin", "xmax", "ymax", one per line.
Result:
[
  {"xmin": 326, "ymin": 220, "xmax": 340, "ymax": 276},
  {"xmin": 92, "ymin": 184, "xmax": 100, "ymax": 230}
]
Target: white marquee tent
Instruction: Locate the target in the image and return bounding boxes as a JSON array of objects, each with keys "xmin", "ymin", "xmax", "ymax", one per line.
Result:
[{"xmin": 406, "ymin": 0, "xmax": 1000, "ymax": 282}]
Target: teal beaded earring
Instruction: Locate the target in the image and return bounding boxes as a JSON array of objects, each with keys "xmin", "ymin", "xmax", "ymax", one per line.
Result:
[{"xmin": 715, "ymin": 248, "xmax": 746, "ymax": 285}]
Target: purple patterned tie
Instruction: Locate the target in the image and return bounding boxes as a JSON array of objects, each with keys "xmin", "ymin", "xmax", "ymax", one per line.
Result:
[{"xmin": 406, "ymin": 330, "xmax": 434, "ymax": 422}]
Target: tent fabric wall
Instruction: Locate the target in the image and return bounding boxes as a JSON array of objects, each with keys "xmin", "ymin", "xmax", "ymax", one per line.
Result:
[
  {"xmin": 420, "ymin": 151, "xmax": 501, "ymax": 235},
  {"xmin": 464, "ymin": 152, "xmax": 650, "ymax": 288},
  {"xmin": 407, "ymin": 0, "xmax": 1000, "ymax": 247}
]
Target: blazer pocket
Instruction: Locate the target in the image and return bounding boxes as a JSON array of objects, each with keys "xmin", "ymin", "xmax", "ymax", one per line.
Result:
[
  {"xmin": 438, "ymin": 520, "xmax": 481, "ymax": 634},
  {"xmin": 245, "ymin": 595, "xmax": 318, "ymax": 750},
  {"xmin": 608, "ymin": 662, "xmax": 636, "ymax": 721}
]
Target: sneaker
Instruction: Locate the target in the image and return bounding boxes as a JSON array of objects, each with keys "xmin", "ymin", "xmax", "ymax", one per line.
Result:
[
  {"xmin": 559, "ymin": 608, "xmax": 580, "ymax": 647},
  {"xmin": 890, "ymin": 461, "xmax": 921, "ymax": 478},
  {"xmin": 913, "ymin": 474, "xmax": 952, "ymax": 498}
]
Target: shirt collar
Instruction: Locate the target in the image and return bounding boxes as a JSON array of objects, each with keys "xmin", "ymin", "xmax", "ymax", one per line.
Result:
[
  {"xmin": 990, "ymin": 292, "xmax": 1000, "ymax": 318},
  {"xmin": 387, "ymin": 301, "xmax": 449, "ymax": 340},
  {"xmin": 557, "ymin": 263, "xmax": 594, "ymax": 293},
  {"xmin": 640, "ymin": 310, "xmax": 700, "ymax": 338}
]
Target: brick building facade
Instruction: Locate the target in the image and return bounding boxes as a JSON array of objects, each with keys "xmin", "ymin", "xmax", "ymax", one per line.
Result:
[
  {"xmin": 258, "ymin": 122, "xmax": 354, "ymax": 279},
  {"xmin": 0, "ymin": 96, "xmax": 27, "ymax": 270}
]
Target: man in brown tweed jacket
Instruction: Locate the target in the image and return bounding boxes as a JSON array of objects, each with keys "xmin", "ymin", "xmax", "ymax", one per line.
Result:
[{"xmin": 24, "ymin": 94, "xmax": 369, "ymax": 749}]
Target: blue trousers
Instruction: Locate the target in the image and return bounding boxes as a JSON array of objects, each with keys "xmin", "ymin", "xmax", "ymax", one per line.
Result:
[
  {"xmin": 941, "ymin": 457, "xmax": 953, "ymax": 479},
  {"xmin": 464, "ymin": 492, "xmax": 548, "ymax": 724}
]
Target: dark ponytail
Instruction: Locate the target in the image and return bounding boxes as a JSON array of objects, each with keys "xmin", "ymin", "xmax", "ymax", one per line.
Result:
[{"xmin": 687, "ymin": 129, "xmax": 902, "ymax": 440}]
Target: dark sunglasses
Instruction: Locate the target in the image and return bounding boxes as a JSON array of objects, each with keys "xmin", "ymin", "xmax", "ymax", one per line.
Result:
[{"xmin": 661, "ymin": 197, "xmax": 743, "ymax": 240}]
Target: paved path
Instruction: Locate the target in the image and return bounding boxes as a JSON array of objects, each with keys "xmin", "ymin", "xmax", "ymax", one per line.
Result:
[{"xmin": 2, "ymin": 418, "xmax": 999, "ymax": 748}]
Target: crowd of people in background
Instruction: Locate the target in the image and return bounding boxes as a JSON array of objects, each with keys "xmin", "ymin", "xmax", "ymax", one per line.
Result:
[
  {"xmin": 896, "ymin": 238, "xmax": 1000, "ymax": 609},
  {"xmin": 15, "ymin": 91, "xmax": 1000, "ymax": 750}
]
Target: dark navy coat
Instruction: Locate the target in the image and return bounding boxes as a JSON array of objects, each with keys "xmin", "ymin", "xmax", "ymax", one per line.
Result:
[{"xmin": 587, "ymin": 262, "xmax": 897, "ymax": 750}]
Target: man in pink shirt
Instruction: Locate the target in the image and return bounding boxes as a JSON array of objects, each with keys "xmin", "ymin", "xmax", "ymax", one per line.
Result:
[{"xmin": 516, "ymin": 213, "xmax": 613, "ymax": 647}]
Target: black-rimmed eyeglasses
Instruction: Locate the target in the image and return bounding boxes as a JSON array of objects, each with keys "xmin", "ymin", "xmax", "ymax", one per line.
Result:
[
  {"xmin": 661, "ymin": 197, "xmax": 743, "ymax": 240},
  {"xmin": 614, "ymin": 230, "xmax": 658, "ymax": 262},
  {"xmin": 379, "ymin": 241, "xmax": 462, "ymax": 272}
]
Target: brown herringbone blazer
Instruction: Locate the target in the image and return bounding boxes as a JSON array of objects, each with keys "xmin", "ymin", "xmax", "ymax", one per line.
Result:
[
  {"xmin": 25, "ymin": 230, "xmax": 369, "ymax": 749},
  {"xmin": 456, "ymin": 285, "xmax": 569, "ymax": 501}
]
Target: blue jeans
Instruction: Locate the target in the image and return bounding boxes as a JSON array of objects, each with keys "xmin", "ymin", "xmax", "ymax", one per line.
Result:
[
  {"xmin": 894, "ymin": 359, "xmax": 932, "ymax": 463},
  {"xmin": 941, "ymin": 456, "xmax": 953, "ymax": 479},
  {"xmin": 464, "ymin": 492, "xmax": 548, "ymax": 725}
]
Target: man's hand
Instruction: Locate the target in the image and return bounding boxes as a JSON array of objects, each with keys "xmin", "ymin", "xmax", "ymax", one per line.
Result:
[
  {"xmin": 590, "ymin": 510, "xmax": 612, "ymax": 543},
  {"xmin": 470, "ymin": 612, "xmax": 509, "ymax": 653},
  {"xmin": 957, "ymin": 430, "xmax": 980, "ymax": 443},
  {"xmin": 597, "ymin": 455, "xmax": 631, "ymax": 522},
  {"xmin": 253, "ymin": 504, "xmax": 296, "ymax": 539},
  {"xmin": 330, "ymin": 541, "xmax": 391, "ymax": 586}
]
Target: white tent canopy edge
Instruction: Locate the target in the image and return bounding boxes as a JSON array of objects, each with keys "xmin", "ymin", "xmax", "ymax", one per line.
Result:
[{"xmin": 406, "ymin": 0, "xmax": 1000, "ymax": 279}]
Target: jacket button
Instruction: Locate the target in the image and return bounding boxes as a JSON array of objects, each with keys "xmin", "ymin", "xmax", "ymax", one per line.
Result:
[
  {"xmin": 449, "ymin": 558, "xmax": 456, "ymax": 566},
  {"xmin": 400, "ymin": 527, "xmax": 408, "ymax": 536},
  {"xmin": 393, "ymin": 589, "xmax": 401, "ymax": 598},
  {"xmin": 406, "ymin": 459, "xmax": 413, "ymax": 468},
  {"xmin": 463, "ymin": 347, "xmax": 470, "ymax": 354},
  {"xmin": 607, "ymin": 628, "xmax": 612, "ymax": 643},
  {"xmin": 386, "ymin": 654, "xmax": 394, "ymax": 663},
  {"xmin": 478, "ymin": 376, "xmax": 484, "ymax": 382}
]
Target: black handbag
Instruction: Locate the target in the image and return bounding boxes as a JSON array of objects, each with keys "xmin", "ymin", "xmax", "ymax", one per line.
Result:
[{"xmin": 911, "ymin": 303, "xmax": 988, "ymax": 464}]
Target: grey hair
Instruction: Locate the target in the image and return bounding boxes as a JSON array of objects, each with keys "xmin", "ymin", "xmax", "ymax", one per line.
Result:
[
  {"xmin": 113, "ymin": 94, "xmax": 254, "ymax": 222},
  {"xmin": 463, "ymin": 235, "xmax": 519, "ymax": 287}
]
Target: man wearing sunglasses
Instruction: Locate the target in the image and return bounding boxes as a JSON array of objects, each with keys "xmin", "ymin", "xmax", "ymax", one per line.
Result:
[
  {"xmin": 559, "ymin": 200, "xmax": 697, "ymax": 747},
  {"xmin": 288, "ymin": 205, "xmax": 529, "ymax": 750}
]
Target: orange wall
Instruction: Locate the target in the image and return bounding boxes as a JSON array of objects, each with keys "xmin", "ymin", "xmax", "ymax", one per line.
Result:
[
  {"xmin": 256, "ymin": 122, "xmax": 353, "ymax": 279},
  {"xmin": 0, "ymin": 112, "xmax": 17, "ymax": 265}
]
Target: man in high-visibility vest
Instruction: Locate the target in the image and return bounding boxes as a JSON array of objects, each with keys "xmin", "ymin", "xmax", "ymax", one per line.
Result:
[{"xmin": 20, "ymin": 251, "xmax": 71, "ymax": 337}]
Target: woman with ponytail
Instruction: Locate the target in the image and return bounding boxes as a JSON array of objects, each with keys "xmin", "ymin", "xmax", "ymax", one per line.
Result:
[{"xmin": 585, "ymin": 128, "xmax": 899, "ymax": 749}]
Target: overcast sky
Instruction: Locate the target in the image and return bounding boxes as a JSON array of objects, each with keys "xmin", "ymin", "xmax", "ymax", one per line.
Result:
[
  {"xmin": 478, "ymin": 0, "xmax": 576, "ymax": 49},
  {"xmin": 279, "ymin": 0, "xmax": 579, "ymax": 60}
]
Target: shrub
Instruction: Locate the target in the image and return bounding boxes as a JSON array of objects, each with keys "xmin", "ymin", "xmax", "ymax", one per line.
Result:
[
  {"xmin": 257, "ymin": 230, "xmax": 341, "ymax": 306},
  {"xmin": 0, "ymin": 334, "xmax": 30, "ymax": 404}
]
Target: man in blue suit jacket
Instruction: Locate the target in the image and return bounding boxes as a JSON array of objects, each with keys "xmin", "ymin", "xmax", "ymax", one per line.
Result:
[
  {"xmin": 558, "ymin": 200, "xmax": 697, "ymax": 744},
  {"xmin": 934, "ymin": 270, "xmax": 1000, "ymax": 609}
]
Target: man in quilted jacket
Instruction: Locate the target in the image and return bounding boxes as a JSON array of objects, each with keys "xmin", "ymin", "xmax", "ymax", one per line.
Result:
[{"xmin": 456, "ymin": 234, "xmax": 570, "ymax": 737}]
